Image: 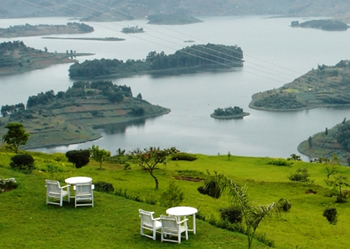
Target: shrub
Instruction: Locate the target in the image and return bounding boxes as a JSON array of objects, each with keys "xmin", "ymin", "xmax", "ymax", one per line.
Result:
[
  {"xmin": 0, "ymin": 177, "xmax": 18, "ymax": 193},
  {"xmin": 323, "ymin": 207, "xmax": 337, "ymax": 225},
  {"xmin": 219, "ymin": 206, "xmax": 243, "ymax": 223},
  {"xmin": 267, "ymin": 158, "xmax": 293, "ymax": 166},
  {"xmin": 171, "ymin": 152, "xmax": 197, "ymax": 161},
  {"xmin": 65, "ymin": 149, "xmax": 90, "ymax": 168},
  {"xmin": 10, "ymin": 154, "xmax": 35, "ymax": 173},
  {"xmin": 159, "ymin": 180, "xmax": 184, "ymax": 208},
  {"xmin": 95, "ymin": 181, "xmax": 114, "ymax": 193},
  {"xmin": 287, "ymin": 168, "xmax": 312, "ymax": 182},
  {"xmin": 277, "ymin": 198, "xmax": 292, "ymax": 212}
]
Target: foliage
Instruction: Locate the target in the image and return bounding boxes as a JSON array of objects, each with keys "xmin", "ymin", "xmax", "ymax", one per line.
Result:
[
  {"xmin": 219, "ymin": 205, "xmax": 243, "ymax": 224},
  {"xmin": 10, "ymin": 154, "xmax": 34, "ymax": 173},
  {"xmin": 288, "ymin": 153, "xmax": 301, "ymax": 161},
  {"xmin": 298, "ymin": 19, "xmax": 348, "ymax": 31},
  {"xmin": 132, "ymin": 146, "xmax": 179, "ymax": 189},
  {"xmin": 213, "ymin": 106, "xmax": 244, "ymax": 116},
  {"xmin": 159, "ymin": 180, "xmax": 184, "ymax": 208},
  {"xmin": 2, "ymin": 122, "xmax": 30, "ymax": 153},
  {"xmin": 327, "ymin": 175, "xmax": 350, "ymax": 203},
  {"xmin": 287, "ymin": 168, "xmax": 312, "ymax": 183},
  {"xmin": 171, "ymin": 152, "xmax": 197, "ymax": 161},
  {"xmin": 253, "ymin": 92, "xmax": 306, "ymax": 110},
  {"xmin": 336, "ymin": 121, "xmax": 350, "ymax": 151},
  {"xmin": 323, "ymin": 207, "xmax": 337, "ymax": 225},
  {"xmin": 267, "ymin": 158, "xmax": 293, "ymax": 166},
  {"xmin": 95, "ymin": 181, "xmax": 114, "ymax": 193},
  {"xmin": 65, "ymin": 149, "xmax": 90, "ymax": 168},
  {"xmin": 277, "ymin": 198, "xmax": 292, "ymax": 212},
  {"xmin": 90, "ymin": 145, "xmax": 111, "ymax": 170},
  {"xmin": 197, "ymin": 170, "xmax": 223, "ymax": 199},
  {"xmin": 0, "ymin": 177, "xmax": 17, "ymax": 193}
]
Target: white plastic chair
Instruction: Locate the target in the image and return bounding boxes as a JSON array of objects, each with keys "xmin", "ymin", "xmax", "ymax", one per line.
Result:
[
  {"xmin": 74, "ymin": 183, "xmax": 94, "ymax": 208},
  {"xmin": 45, "ymin": 180, "xmax": 70, "ymax": 207},
  {"xmin": 139, "ymin": 209, "xmax": 162, "ymax": 240},
  {"xmin": 160, "ymin": 215, "xmax": 188, "ymax": 243}
]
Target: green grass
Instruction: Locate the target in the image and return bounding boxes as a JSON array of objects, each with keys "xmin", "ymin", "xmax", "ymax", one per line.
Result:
[{"xmin": 1, "ymin": 151, "xmax": 350, "ymax": 248}]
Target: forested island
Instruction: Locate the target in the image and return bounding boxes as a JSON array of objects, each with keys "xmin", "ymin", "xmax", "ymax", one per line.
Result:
[
  {"xmin": 42, "ymin": 37, "xmax": 124, "ymax": 41},
  {"xmin": 0, "ymin": 41, "xmax": 92, "ymax": 76},
  {"xmin": 210, "ymin": 106, "xmax": 249, "ymax": 119},
  {"xmin": 69, "ymin": 43, "xmax": 243, "ymax": 79},
  {"xmin": 0, "ymin": 22, "xmax": 94, "ymax": 38},
  {"xmin": 0, "ymin": 81, "xmax": 169, "ymax": 149},
  {"xmin": 291, "ymin": 19, "xmax": 349, "ymax": 31},
  {"xmin": 121, "ymin": 26, "xmax": 144, "ymax": 33},
  {"xmin": 249, "ymin": 60, "xmax": 350, "ymax": 111},
  {"xmin": 147, "ymin": 14, "xmax": 202, "ymax": 25},
  {"xmin": 298, "ymin": 118, "xmax": 350, "ymax": 165}
]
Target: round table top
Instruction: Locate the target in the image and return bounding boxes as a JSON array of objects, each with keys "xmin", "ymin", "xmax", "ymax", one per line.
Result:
[
  {"xmin": 166, "ymin": 206, "xmax": 198, "ymax": 216},
  {"xmin": 65, "ymin": 176, "xmax": 92, "ymax": 184}
]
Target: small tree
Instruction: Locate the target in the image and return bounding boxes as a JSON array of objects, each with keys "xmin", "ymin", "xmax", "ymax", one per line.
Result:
[
  {"xmin": 90, "ymin": 145, "xmax": 111, "ymax": 170},
  {"xmin": 323, "ymin": 207, "xmax": 337, "ymax": 225},
  {"xmin": 133, "ymin": 146, "xmax": 178, "ymax": 189},
  {"xmin": 2, "ymin": 122, "xmax": 30, "ymax": 153},
  {"xmin": 159, "ymin": 179, "xmax": 184, "ymax": 208},
  {"xmin": 325, "ymin": 153, "xmax": 339, "ymax": 181},
  {"xmin": 328, "ymin": 175, "xmax": 350, "ymax": 203},
  {"xmin": 65, "ymin": 149, "xmax": 90, "ymax": 168}
]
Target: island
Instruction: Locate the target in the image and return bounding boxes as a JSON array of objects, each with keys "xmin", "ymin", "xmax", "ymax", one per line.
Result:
[
  {"xmin": 0, "ymin": 41, "xmax": 93, "ymax": 76},
  {"xmin": 0, "ymin": 22, "xmax": 94, "ymax": 38},
  {"xmin": 121, "ymin": 26, "xmax": 144, "ymax": 33},
  {"xmin": 249, "ymin": 60, "xmax": 350, "ymax": 111},
  {"xmin": 291, "ymin": 19, "xmax": 349, "ymax": 31},
  {"xmin": 210, "ymin": 106, "xmax": 249, "ymax": 119},
  {"xmin": 69, "ymin": 43, "xmax": 244, "ymax": 79},
  {"xmin": 0, "ymin": 81, "xmax": 170, "ymax": 149},
  {"xmin": 42, "ymin": 37, "xmax": 125, "ymax": 41},
  {"xmin": 147, "ymin": 14, "xmax": 202, "ymax": 25},
  {"xmin": 297, "ymin": 118, "xmax": 350, "ymax": 165}
]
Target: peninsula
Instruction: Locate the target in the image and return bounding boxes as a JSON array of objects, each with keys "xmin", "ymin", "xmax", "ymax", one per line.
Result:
[
  {"xmin": 0, "ymin": 81, "xmax": 170, "ymax": 149},
  {"xmin": 0, "ymin": 22, "xmax": 94, "ymax": 38},
  {"xmin": 147, "ymin": 14, "xmax": 202, "ymax": 25},
  {"xmin": 249, "ymin": 60, "xmax": 350, "ymax": 111},
  {"xmin": 210, "ymin": 106, "xmax": 249, "ymax": 119},
  {"xmin": 291, "ymin": 19, "xmax": 349, "ymax": 31},
  {"xmin": 0, "ymin": 41, "xmax": 93, "ymax": 76},
  {"xmin": 69, "ymin": 43, "xmax": 244, "ymax": 79}
]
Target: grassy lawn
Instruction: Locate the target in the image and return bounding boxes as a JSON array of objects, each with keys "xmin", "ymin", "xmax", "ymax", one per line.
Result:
[{"xmin": 1, "ymin": 151, "xmax": 350, "ymax": 249}]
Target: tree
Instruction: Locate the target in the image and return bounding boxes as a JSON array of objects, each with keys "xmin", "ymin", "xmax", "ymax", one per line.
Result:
[
  {"xmin": 133, "ymin": 147, "xmax": 178, "ymax": 189},
  {"xmin": 90, "ymin": 145, "xmax": 111, "ymax": 170},
  {"xmin": 325, "ymin": 153, "xmax": 339, "ymax": 180},
  {"xmin": 328, "ymin": 175, "xmax": 350, "ymax": 203},
  {"xmin": 2, "ymin": 122, "xmax": 30, "ymax": 153},
  {"xmin": 65, "ymin": 149, "xmax": 90, "ymax": 168},
  {"xmin": 199, "ymin": 171, "xmax": 280, "ymax": 249}
]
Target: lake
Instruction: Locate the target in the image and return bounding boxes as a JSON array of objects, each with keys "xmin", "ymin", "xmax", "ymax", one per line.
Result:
[{"xmin": 1, "ymin": 16, "xmax": 350, "ymax": 160}]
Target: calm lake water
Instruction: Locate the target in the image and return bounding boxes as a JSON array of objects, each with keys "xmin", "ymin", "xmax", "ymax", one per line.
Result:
[{"xmin": 1, "ymin": 16, "xmax": 350, "ymax": 160}]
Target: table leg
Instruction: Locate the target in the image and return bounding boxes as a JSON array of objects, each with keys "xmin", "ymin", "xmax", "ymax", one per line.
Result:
[{"xmin": 193, "ymin": 214, "xmax": 196, "ymax": 234}]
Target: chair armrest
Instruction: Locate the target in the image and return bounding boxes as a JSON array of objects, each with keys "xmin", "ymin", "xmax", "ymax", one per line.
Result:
[
  {"xmin": 60, "ymin": 184, "xmax": 70, "ymax": 189},
  {"xmin": 154, "ymin": 217, "xmax": 160, "ymax": 221},
  {"xmin": 177, "ymin": 218, "xmax": 188, "ymax": 225}
]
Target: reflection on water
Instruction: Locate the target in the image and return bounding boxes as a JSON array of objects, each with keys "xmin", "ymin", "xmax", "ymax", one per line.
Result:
[{"xmin": 94, "ymin": 119, "xmax": 146, "ymax": 134}]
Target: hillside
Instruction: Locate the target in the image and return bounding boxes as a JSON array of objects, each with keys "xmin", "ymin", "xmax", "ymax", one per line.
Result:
[
  {"xmin": 0, "ymin": 41, "xmax": 92, "ymax": 76},
  {"xmin": 0, "ymin": 81, "xmax": 170, "ymax": 149},
  {"xmin": 3, "ymin": 0, "xmax": 350, "ymax": 22},
  {"xmin": 249, "ymin": 60, "xmax": 350, "ymax": 111}
]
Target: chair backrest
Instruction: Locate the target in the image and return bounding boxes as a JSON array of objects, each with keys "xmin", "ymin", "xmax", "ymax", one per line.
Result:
[
  {"xmin": 45, "ymin": 180, "xmax": 60, "ymax": 193},
  {"xmin": 75, "ymin": 183, "xmax": 94, "ymax": 196},
  {"xmin": 139, "ymin": 209, "xmax": 156, "ymax": 226},
  {"xmin": 160, "ymin": 215, "xmax": 178, "ymax": 230}
]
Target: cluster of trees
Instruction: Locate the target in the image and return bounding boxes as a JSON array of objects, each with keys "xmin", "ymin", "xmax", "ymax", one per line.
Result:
[
  {"xmin": 253, "ymin": 93, "xmax": 305, "ymax": 110},
  {"xmin": 69, "ymin": 43, "xmax": 243, "ymax": 78},
  {"xmin": 213, "ymin": 106, "xmax": 243, "ymax": 116},
  {"xmin": 1, "ymin": 103, "xmax": 25, "ymax": 117},
  {"xmin": 0, "ymin": 41, "xmax": 27, "ymax": 67},
  {"xmin": 336, "ymin": 121, "xmax": 350, "ymax": 151},
  {"xmin": 298, "ymin": 19, "xmax": 349, "ymax": 31},
  {"xmin": 0, "ymin": 23, "xmax": 94, "ymax": 34}
]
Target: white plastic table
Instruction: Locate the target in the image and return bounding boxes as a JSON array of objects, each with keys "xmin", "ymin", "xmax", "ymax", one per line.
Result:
[
  {"xmin": 65, "ymin": 176, "xmax": 92, "ymax": 199},
  {"xmin": 166, "ymin": 206, "xmax": 198, "ymax": 234}
]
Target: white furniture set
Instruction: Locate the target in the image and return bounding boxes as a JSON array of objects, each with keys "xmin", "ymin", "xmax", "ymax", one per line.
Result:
[
  {"xmin": 139, "ymin": 206, "xmax": 198, "ymax": 243},
  {"xmin": 45, "ymin": 176, "xmax": 94, "ymax": 208}
]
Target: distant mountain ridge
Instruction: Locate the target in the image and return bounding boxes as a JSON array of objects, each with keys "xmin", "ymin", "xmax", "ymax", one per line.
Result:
[{"xmin": 2, "ymin": 0, "xmax": 350, "ymax": 22}]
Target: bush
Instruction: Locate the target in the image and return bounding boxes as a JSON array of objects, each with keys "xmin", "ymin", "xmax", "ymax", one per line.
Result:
[
  {"xmin": 0, "ymin": 177, "xmax": 18, "ymax": 193},
  {"xmin": 287, "ymin": 168, "xmax": 312, "ymax": 182},
  {"xmin": 95, "ymin": 181, "xmax": 114, "ymax": 193},
  {"xmin": 171, "ymin": 152, "xmax": 197, "ymax": 161},
  {"xmin": 65, "ymin": 149, "xmax": 90, "ymax": 168},
  {"xmin": 267, "ymin": 158, "xmax": 293, "ymax": 166},
  {"xmin": 277, "ymin": 198, "xmax": 292, "ymax": 212},
  {"xmin": 219, "ymin": 206, "xmax": 243, "ymax": 223},
  {"xmin": 10, "ymin": 154, "xmax": 35, "ymax": 173},
  {"xmin": 323, "ymin": 207, "xmax": 337, "ymax": 225},
  {"xmin": 159, "ymin": 180, "xmax": 184, "ymax": 208}
]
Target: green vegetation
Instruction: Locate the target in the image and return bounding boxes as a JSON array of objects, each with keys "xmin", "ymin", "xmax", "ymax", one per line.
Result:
[
  {"xmin": 0, "ymin": 81, "xmax": 169, "ymax": 149},
  {"xmin": 211, "ymin": 106, "xmax": 250, "ymax": 119},
  {"xmin": 121, "ymin": 26, "xmax": 144, "ymax": 33},
  {"xmin": 250, "ymin": 60, "xmax": 350, "ymax": 111},
  {"xmin": 90, "ymin": 145, "xmax": 111, "ymax": 170},
  {"xmin": 1, "ymin": 149, "xmax": 350, "ymax": 248},
  {"xmin": 0, "ymin": 22, "xmax": 94, "ymax": 38},
  {"xmin": 2, "ymin": 122, "xmax": 30, "ymax": 153},
  {"xmin": 293, "ymin": 19, "xmax": 349, "ymax": 31},
  {"xmin": 69, "ymin": 43, "xmax": 243, "ymax": 79},
  {"xmin": 42, "ymin": 37, "xmax": 125, "ymax": 41},
  {"xmin": 147, "ymin": 13, "xmax": 202, "ymax": 25}
]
